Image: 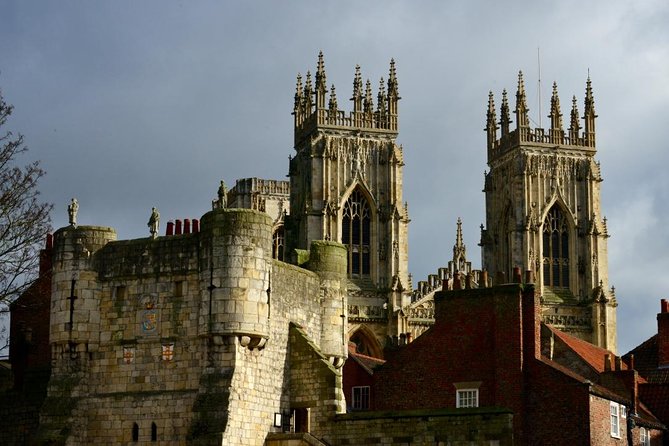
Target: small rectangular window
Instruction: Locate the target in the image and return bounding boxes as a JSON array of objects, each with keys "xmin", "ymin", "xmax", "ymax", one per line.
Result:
[
  {"xmin": 115, "ymin": 286, "xmax": 127, "ymax": 300},
  {"xmin": 175, "ymin": 281, "xmax": 185, "ymax": 297},
  {"xmin": 352, "ymin": 386, "xmax": 370, "ymax": 410},
  {"xmin": 457, "ymin": 389, "xmax": 479, "ymax": 408},
  {"xmin": 610, "ymin": 402, "xmax": 620, "ymax": 438}
]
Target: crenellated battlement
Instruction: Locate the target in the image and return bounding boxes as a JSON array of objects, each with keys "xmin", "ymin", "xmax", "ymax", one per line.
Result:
[
  {"xmin": 486, "ymin": 72, "xmax": 597, "ymax": 163},
  {"xmin": 293, "ymin": 52, "xmax": 399, "ymax": 146}
]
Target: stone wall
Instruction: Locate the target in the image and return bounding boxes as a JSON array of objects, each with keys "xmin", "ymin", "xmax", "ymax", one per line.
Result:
[
  {"xmin": 38, "ymin": 209, "xmax": 347, "ymax": 445},
  {"xmin": 322, "ymin": 408, "xmax": 514, "ymax": 445}
]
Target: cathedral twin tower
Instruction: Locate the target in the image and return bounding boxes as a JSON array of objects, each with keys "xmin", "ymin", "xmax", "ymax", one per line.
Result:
[
  {"xmin": 481, "ymin": 72, "xmax": 616, "ymax": 351},
  {"xmin": 288, "ymin": 53, "xmax": 616, "ymax": 353}
]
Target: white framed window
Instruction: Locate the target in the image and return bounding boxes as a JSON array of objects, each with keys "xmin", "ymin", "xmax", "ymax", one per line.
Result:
[
  {"xmin": 620, "ymin": 405, "xmax": 627, "ymax": 418},
  {"xmin": 456, "ymin": 389, "xmax": 479, "ymax": 408},
  {"xmin": 352, "ymin": 386, "xmax": 370, "ymax": 410},
  {"xmin": 610, "ymin": 402, "xmax": 621, "ymax": 438},
  {"xmin": 640, "ymin": 427, "xmax": 650, "ymax": 446}
]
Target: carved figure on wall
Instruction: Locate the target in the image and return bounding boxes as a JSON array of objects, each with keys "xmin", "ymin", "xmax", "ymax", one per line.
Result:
[
  {"xmin": 148, "ymin": 207, "xmax": 160, "ymax": 239},
  {"xmin": 68, "ymin": 198, "xmax": 79, "ymax": 226}
]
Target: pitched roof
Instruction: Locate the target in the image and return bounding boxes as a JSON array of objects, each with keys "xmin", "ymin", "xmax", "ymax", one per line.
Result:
[
  {"xmin": 347, "ymin": 342, "xmax": 385, "ymax": 375},
  {"xmin": 545, "ymin": 324, "xmax": 627, "ymax": 374}
]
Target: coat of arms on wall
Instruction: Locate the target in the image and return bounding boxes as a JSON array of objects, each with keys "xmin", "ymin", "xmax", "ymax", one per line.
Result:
[
  {"xmin": 162, "ymin": 343, "xmax": 174, "ymax": 361},
  {"xmin": 123, "ymin": 346, "xmax": 135, "ymax": 364},
  {"xmin": 139, "ymin": 294, "xmax": 159, "ymax": 335}
]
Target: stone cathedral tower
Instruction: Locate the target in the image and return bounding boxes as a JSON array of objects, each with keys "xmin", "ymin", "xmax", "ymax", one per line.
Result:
[
  {"xmin": 480, "ymin": 73, "xmax": 617, "ymax": 352},
  {"xmin": 286, "ymin": 53, "xmax": 410, "ymax": 357}
]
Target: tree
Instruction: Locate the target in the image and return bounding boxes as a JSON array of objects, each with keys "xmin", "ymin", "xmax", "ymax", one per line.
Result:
[{"xmin": 0, "ymin": 91, "xmax": 52, "ymax": 348}]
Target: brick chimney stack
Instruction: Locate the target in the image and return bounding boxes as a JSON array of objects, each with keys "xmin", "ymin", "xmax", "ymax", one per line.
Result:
[{"xmin": 658, "ymin": 299, "xmax": 669, "ymax": 368}]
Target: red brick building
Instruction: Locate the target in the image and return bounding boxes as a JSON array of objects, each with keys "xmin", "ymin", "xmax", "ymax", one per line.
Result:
[
  {"xmin": 371, "ymin": 280, "xmax": 666, "ymax": 445},
  {"xmin": 342, "ymin": 342, "xmax": 384, "ymax": 411},
  {"xmin": 623, "ymin": 299, "xmax": 669, "ymax": 443}
]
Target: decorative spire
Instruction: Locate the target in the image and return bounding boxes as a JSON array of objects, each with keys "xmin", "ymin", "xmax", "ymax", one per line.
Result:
[
  {"xmin": 515, "ymin": 71, "xmax": 529, "ymax": 130},
  {"xmin": 293, "ymin": 73, "xmax": 303, "ymax": 113},
  {"xmin": 486, "ymin": 91, "xmax": 497, "ymax": 148},
  {"xmin": 452, "ymin": 218, "xmax": 467, "ymax": 271},
  {"xmin": 387, "ymin": 59, "xmax": 399, "ymax": 98},
  {"xmin": 328, "ymin": 84, "xmax": 338, "ymax": 123},
  {"xmin": 386, "ymin": 59, "xmax": 400, "ymax": 131},
  {"xmin": 316, "ymin": 51, "xmax": 326, "ymax": 88},
  {"xmin": 569, "ymin": 95, "xmax": 581, "ymax": 142},
  {"xmin": 303, "ymin": 71, "xmax": 313, "ymax": 111},
  {"xmin": 549, "ymin": 82, "xmax": 563, "ymax": 128},
  {"xmin": 549, "ymin": 81, "xmax": 563, "ymax": 143},
  {"xmin": 376, "ymin": 77, "xmax": 387, "ymax": 127},
  {"xmin": 583, "ymin": 75, "xmax": 597, "ymax": 147},
  {"xmin": 315, "ymin": 51, "xmax": 327, "ymax": 110},
  {"xmin": 364, "ymin": 79, "xmax": 374, "ymax": 117},
  {"xmin": 352, "ymin": 64, "xmax": 363, "ymax": 120},
  {"xmin": 500, "ymin": 89, "xmax": 511, "ymax": 137}
]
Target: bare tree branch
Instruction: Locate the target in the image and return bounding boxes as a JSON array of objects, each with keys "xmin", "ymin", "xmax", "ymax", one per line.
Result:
[{"xmin": 0, "ymin": 91, "xmax": 52, "ymax": 320}]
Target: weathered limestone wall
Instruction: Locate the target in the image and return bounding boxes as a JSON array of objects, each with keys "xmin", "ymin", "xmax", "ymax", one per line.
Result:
[
  {"xmin": 220, "ymin": 260, "xmax": 324, "ymax": 446},
  {"xmin": 40, "ymin": 209, "xmax": 346, "ymax": 445}
]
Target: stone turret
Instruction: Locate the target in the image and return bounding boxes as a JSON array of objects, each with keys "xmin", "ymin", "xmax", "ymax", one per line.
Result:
[
  {"xmin": 198, "ymin": 208, "xmax": 272, "ymax": 349},
  {"xmin": 308, "ymin": 240, "xmax": 348, "ymax": 365},
  {"xmin": 50, "ymin": 225, "xmax": 117, "ymax": 362}
]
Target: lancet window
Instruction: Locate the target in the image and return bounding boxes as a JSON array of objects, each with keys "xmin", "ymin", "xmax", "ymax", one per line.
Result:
[
  {"xmin": 272, "ymin": 225, "xmax": 285, "ymax": 261},
  {"xmin": 342, "ymin": 188, "xmax": 371, "ymax": 277},
  {"xmin": 542, "ymin": 205, "xmax": 570, "ymax": 288}
]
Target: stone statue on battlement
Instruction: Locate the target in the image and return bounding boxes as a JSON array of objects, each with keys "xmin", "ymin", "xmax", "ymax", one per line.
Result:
[
  {"xmin": 217, "ymin": 180, "xmax": 227, "ymax": 209},
  {"xmin": 148, "ymin": 207, "xmax": 160, "ymax": 239},
  {"xmin": 68, "ymin": 198, "xmax": 79, "ymax": 226}
]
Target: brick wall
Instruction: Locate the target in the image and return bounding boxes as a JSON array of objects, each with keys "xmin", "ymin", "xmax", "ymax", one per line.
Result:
[{"xmin": 373, "ymin": 285, "xmax": 534, "ymax": 431}]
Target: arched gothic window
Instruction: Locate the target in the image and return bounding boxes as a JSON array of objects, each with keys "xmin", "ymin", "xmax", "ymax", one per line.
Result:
[
  {"xmin": 350, "ymin": 328, "xmax": 383, "ymax": 359},
  {"xmin": 342, "ymin": 189, "xmax": 371, "ymax": 277},
  {"xmin": 132, "ymin": 423, "xmax": 139, "ymax": 442},
  {"xmin": 272, "ymin": 225, "xmax": 285, "ymax": 261},
  {"xmin": 543, "ymin": 205, "xmax": 570, "ymax": 288}
]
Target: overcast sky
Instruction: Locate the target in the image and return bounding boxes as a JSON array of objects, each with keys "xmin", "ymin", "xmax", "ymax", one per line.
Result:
[{"xmin": 1, "ymin": 0, "xmax": 667, "ymax": 354}]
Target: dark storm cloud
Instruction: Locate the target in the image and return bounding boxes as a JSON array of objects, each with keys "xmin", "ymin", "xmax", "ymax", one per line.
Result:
[{"xmin": 1, "ymin": 0, "xmax": 667, "ymax": 354}]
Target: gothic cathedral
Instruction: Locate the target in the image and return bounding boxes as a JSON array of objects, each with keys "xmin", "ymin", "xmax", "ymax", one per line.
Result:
[
  {"xmin": 480, "ymin": 73, "xmax": 617, "ymax": 351},
  {"xmin": 287, "ymin": 53, "xmax": 411, "ymax": 357}
]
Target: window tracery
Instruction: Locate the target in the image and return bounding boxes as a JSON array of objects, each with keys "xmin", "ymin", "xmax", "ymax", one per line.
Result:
[
  {"xmin": 543, "ymin": 205, "xmax": 570, "ymax": 288},
  {"xmin": 342, "ymin": 188, "xmax": 371, "ymax": 276}
]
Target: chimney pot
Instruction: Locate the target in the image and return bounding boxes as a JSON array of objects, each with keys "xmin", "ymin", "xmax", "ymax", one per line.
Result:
[
  {"xmin": 481, "ymin": 270, "xmax": 489, "ymax": 288},
  {"xmin": 513, "ymin": 266, "xmax": 522, "ymax": 283},
  {"xmin": 192, "ymin": 219, "xmax": 200, "ymax": 233},
  {"xmin": 166, "ymin": 221, "xmax": 174, "ymax": 236},
  {"xmin": 615, "ymin": 356, "xmax": 622, "ymax": 371},
  {"xmin": 453, "ymin": 273, "xmax": 462, "ymax": 290},
  {"xmin": 604, "ymin": 353, "xmax": 611, "ymax": 371},
  {"xmin": 175, "ymin": 219, "xmax": 183, "ymax": 235},
  {"xmin": 183, "ymin": 218, "xmax": 191, "ymax": 234}
]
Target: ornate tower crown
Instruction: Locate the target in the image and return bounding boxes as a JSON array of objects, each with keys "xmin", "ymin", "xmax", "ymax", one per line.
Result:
[
  {"xmin": 481, "ymin": 73, "xmax": 615, "ymax": 352},
  {"xmin": 486, "ymin": 74, "xmax": 598, "ymax": 164},
  {"xmin": 292, "ymin": 52, "xmax": 400, "ymax": 147}
]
